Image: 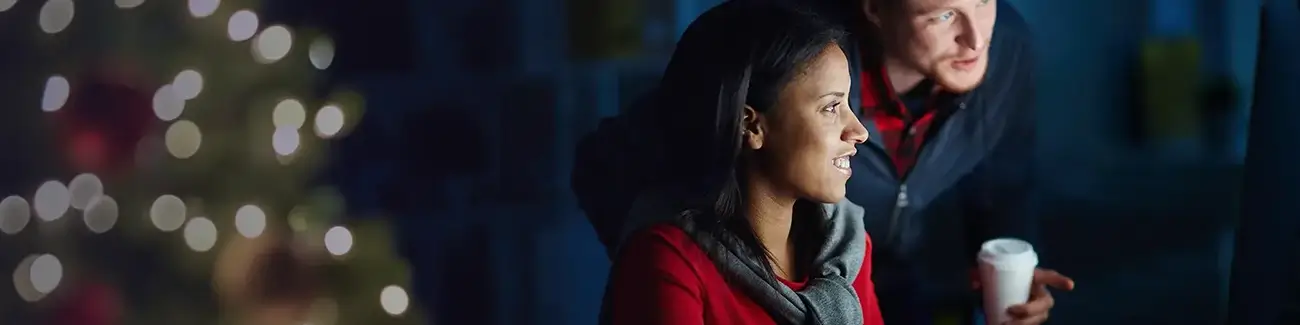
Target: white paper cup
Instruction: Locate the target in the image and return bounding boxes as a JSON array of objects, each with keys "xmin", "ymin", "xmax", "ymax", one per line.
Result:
[{"xmin": 977, "ymin": 238, "xmax": 1039, "ymax": 325}]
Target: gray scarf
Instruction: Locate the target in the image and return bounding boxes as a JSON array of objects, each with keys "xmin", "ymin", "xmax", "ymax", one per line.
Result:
[
  {"xmin": 605, "ymin": 188, "xmax": 867, "ymax": 325},
  {"xmin": 676, "ymin": 199, "xmax": 867, "ymax": 325}
]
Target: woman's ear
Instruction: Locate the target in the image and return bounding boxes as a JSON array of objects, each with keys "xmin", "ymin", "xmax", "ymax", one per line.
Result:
[{"xmin": 742, "ymin": 105, "xmax": 764, "ymax": 150}]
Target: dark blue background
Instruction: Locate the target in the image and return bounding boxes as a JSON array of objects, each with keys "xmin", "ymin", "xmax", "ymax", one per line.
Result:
[
  {"xmin": 0, "ymin": 0, "xmax": 1283, "ymax": 323},
  {"xmin": 296, "ymin": 0, "xmax": 1280, "ymax": 324}
]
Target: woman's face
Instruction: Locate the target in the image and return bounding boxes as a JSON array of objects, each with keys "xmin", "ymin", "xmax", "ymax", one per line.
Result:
[{"xmin": 745, "ymin": 45, "xmax": 869, "ymax": 203}]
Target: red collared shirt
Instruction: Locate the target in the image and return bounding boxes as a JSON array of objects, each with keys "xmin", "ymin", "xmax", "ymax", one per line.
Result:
[{"xmin": 858, "ymin": 65, "xmax": 948, "ymax": 178}]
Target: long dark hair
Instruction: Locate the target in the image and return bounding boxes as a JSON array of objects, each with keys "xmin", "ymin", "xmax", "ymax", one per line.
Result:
[{"xmin": 651, "ymin": 0, "xmax": 848, "ymax": 278}]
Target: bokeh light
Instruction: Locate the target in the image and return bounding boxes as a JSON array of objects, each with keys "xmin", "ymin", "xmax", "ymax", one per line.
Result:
[
  {"xmin": 84, "ymin": 195, "xmax": 119, "ymax": 234},
  {"xmin": 187, "ymin": 0, "xmax": 219, "ymax": 18},
  {"xmin": 253, "ymin": 25, "xmax": 293, "ymax": 63},
  {"xmin": 227, "ymin": 10, "xmax": 259, "ymax": 42},
  {"xmin": 67, "ymin": 173, "xmax": 103, "ymax": 210},
  {"xmin": 150, "ymin": 194, "xmax": 187, "ymax": 232},
  {"xmin": 115, "ymin": 0, "xmax": 145, "ymax": 9},
  {"xmin": 0, "ymin": 196, "xmax": 31, "ymax": 235},
  {"xmin": 165, "ymin": 120, "xmax": 202, "ymax": 159},
  {"xmin": 38, "ymin": 0, "xmax": 75, "ymax": 34},
  {"xmin": 41, "ymin": 75, "xmax": 69, "ymax": 112},
  {"xmin": 33, "ymin": 180, "xmax": 70, "ymax": 222},
  {"xmin": 380, "ymin": 285, "xmax": 410, "ymax": 316},
  {"xmin": 309, "ymin": 36, "xmax": 335, "ymax": 70},
  {"xmin": 184, "ymin": 217, "xmax": 218, "ymax": 252},
  {"xmin": 314, "ymin": 104, "xmax": 345, "ymax": 138},
  {"xmin": 324, "ymin": 226, "xmax": 352, "ymax": 256},
  {"xmin": 234, "ymin": 204, "xmax": 266, "ymax": 238}
]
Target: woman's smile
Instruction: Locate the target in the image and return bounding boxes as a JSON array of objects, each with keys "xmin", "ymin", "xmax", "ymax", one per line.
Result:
[{"xmin": 832, "ymin": 151, "xmax": 855, "ymax": 177}]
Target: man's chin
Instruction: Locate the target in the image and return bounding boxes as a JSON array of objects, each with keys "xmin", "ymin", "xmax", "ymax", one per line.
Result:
[{"xmin": 934, "ymin": 71, "xmax": 985, "ymax": 94}]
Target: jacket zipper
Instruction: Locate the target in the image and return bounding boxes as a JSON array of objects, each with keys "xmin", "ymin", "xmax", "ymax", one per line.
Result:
[{"xmin": 886, "ymin": 184, "xmax": 909, "ymax": 244}]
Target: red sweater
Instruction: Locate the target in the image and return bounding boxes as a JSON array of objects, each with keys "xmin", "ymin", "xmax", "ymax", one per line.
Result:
[{"xmin": 609, "ymin": 224, "xmax": 886, "ymax": 325}]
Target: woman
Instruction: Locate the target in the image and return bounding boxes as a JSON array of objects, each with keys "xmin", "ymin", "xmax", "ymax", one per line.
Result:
[{"xmin": 602, "ymin": 1, "xmax": 884, "ymax": 324}]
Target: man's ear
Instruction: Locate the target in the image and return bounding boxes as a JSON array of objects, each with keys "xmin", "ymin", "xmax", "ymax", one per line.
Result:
[
  {"xmin": 742, "ymin": 105, "xmax": 764, "ymax": 150},
  {"xmin": 863, "ymin": 0, "xmax": 882, "ymax": 26}
]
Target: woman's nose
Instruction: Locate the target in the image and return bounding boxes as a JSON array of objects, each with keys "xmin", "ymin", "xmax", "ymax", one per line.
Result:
[{"xmin": 844, "ymin": 117, "xmax": 869, "ymax": 144}]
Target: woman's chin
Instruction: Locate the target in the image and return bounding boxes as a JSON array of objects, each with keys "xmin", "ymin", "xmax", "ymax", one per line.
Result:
[{"xmin": 806, "ymin": 187, "xmax": 847, "ymax": 203}]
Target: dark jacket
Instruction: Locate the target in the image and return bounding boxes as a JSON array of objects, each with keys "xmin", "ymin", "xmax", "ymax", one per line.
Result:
[
  {"xmin": 836, "ymin": 2, "xmax": 1039, "ymax": 323},
  {"xmin": 571, "ymin": 1, "xmax": 1038, "ymax": 323}
]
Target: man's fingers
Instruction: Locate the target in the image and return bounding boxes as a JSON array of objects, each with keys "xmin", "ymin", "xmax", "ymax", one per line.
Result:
[
  {"xmin": 1034, "ymin": 268, "xmax": 1075, "ymax": 291},
  {"xmin": 1006, "ymin": 312, "xmax": 1049, "ymax": 325},
  {"xmin": 998, "ymin": 269, "xmax": 1067, "ymax": 325},
  {"xmin": 1008, "ymin": 285, "xmax": 1054, "ymax": 317}
]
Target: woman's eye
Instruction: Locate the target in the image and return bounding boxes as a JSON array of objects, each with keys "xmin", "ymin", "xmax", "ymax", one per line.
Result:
[{"xmin": 822, "ymin": 102, "xmax": 840, "ymax": 113}]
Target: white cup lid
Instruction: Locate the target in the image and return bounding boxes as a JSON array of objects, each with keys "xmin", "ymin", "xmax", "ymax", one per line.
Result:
[{"xmin": 978, "ymin": 238, "xmax": 1038, "ymax": 269}]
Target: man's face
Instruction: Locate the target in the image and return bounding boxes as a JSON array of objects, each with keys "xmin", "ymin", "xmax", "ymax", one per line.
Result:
[{"xmin": 869, "ymin": 0, "xmax": 997, "ymax": 92}]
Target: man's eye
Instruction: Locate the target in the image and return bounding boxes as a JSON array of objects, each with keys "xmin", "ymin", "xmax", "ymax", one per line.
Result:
[{"xmin": 934, "ymin": 10, "xmax": 956, "ymax": 22}]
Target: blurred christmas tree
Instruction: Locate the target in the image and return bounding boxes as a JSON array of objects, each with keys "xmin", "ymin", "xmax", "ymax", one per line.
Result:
[{"xmin": 0, "ymin": 0, "xmax": 424, "ymax": 324}]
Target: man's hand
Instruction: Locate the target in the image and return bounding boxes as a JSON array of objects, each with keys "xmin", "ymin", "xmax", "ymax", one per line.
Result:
[{"xmin": 972, "ymin": 268, "xmax": 1075, "ymax": 325}]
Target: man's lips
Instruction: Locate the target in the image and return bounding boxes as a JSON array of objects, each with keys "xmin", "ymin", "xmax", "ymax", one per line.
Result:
[{"xmin": 952, "ymin": 57, "xmax": 980, "ymax": 69}]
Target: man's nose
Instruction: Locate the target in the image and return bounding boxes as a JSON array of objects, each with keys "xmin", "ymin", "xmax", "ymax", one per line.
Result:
[{"xmin": 957, "ymin": 17, "xmax": 985, "ymax": 51}]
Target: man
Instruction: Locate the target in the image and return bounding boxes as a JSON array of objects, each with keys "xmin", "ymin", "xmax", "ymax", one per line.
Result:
[{"xmin": 571, "ymin": 0, "xmax": 1074, "ymax": 324}]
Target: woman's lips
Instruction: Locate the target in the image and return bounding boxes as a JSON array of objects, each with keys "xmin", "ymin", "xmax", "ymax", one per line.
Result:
[{"xmin": 833, "ymin": 156, "xmax": 852, "ymax": 177}]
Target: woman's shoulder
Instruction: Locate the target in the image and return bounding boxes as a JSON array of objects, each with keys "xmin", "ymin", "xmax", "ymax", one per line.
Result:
[
  {"xmin": 608, "ymin": 224, "xmax": 726, "ymax": 325},
  {"xmin": 613, "ymin": 185, "xmax": 711, "ymax": 256},
  {"xmin": 612, "ymin": 223, "xmax": 718, "ymax": 292},
  {"xmin": 619, "ymin": 223, "xmax": 708, "ymax": 262}
]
